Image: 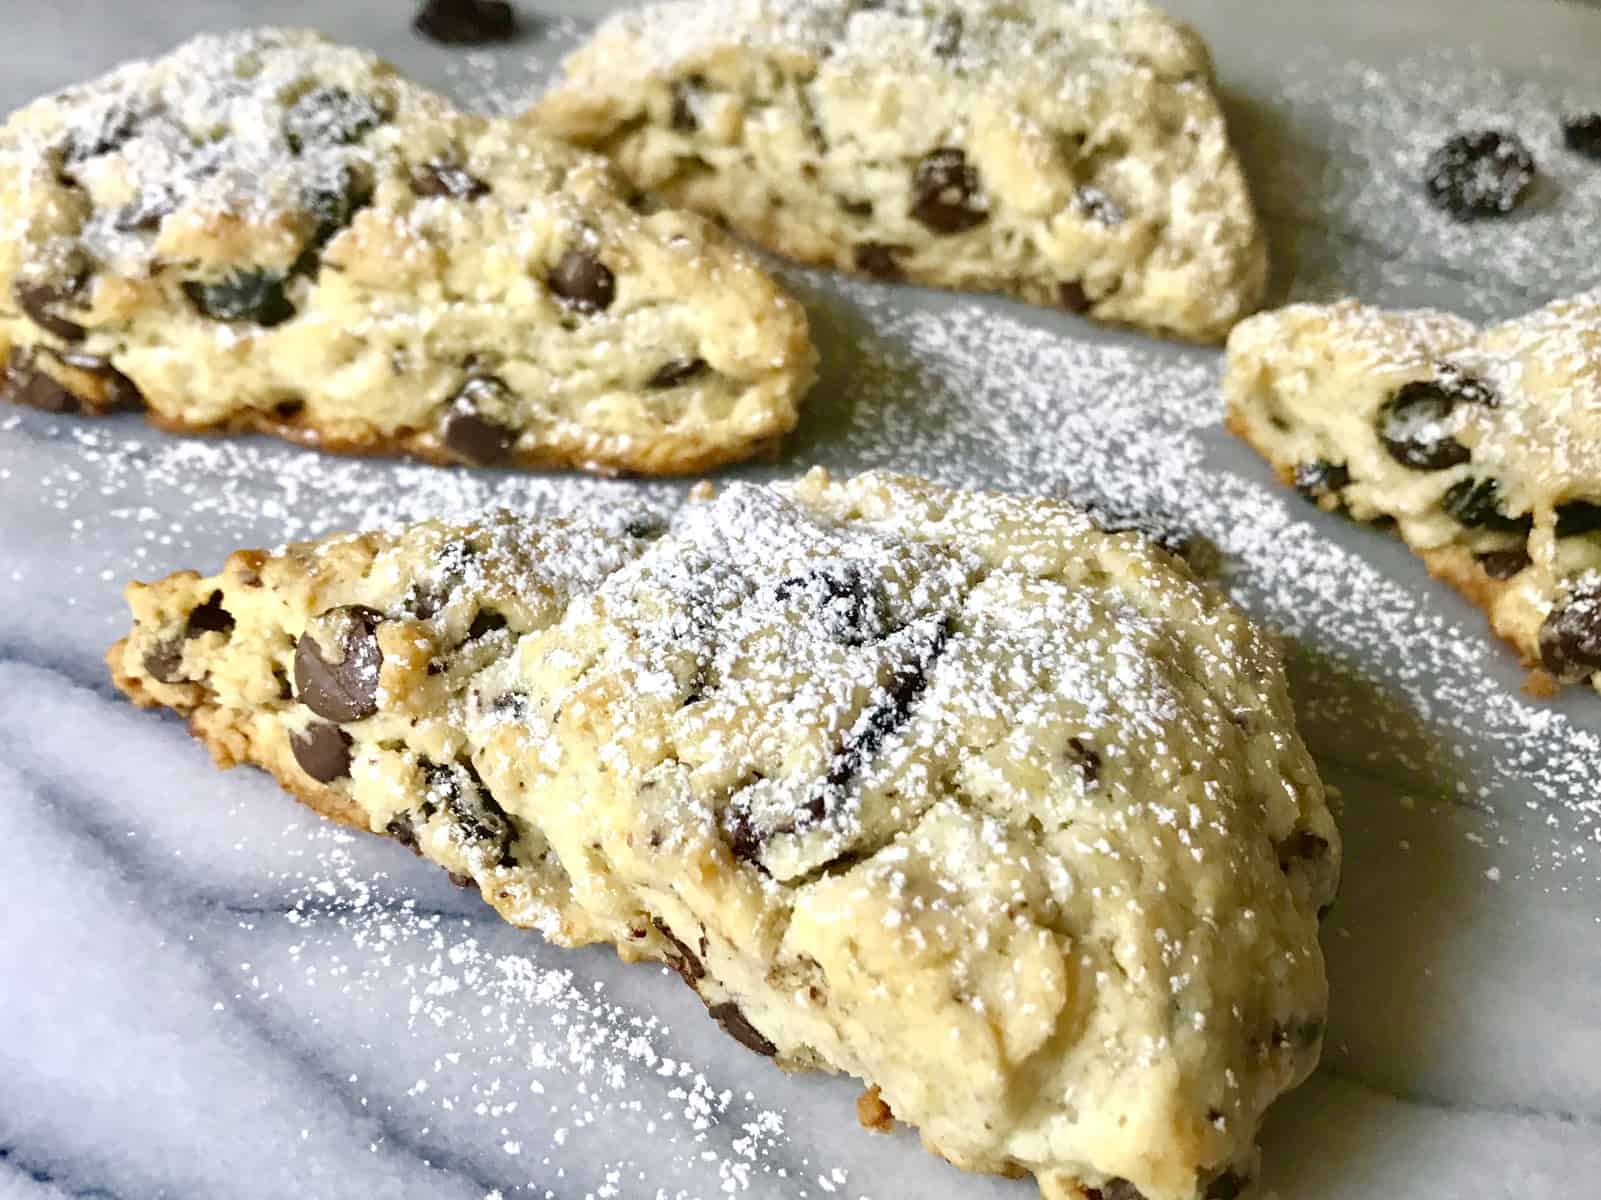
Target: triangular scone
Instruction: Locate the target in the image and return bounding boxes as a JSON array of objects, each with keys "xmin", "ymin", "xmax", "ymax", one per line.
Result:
[
  {"xmin": 109, "ymin": 469, "xmax": 1336, "ymax": 1200},
  {"xmin": 0, "ymin": 28, "xmax": 814, "ymax": 475},
  {"xmin": 530, "ymin": 0, "xmax": 1266, "ymax": 342},
  {"xmin": 1225, "ymin": 292, "xmax": 1601, "ymax": 693}
]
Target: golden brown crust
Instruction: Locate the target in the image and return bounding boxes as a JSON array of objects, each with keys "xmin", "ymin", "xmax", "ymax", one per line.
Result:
[{"xmin": 855, "ymin": 1084, "xmax": 896, "ymax": 1133}]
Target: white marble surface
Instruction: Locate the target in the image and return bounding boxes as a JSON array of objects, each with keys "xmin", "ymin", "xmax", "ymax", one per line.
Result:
[{"xmin": 3, "ymin": 2, "xmax": 1601, "ymax": 1198}]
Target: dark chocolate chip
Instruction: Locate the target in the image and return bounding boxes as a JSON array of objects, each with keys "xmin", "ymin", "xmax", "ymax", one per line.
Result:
[
  {"xmin": 1294, "ymin": 460, "xmax": 1351, "ymax": 505},
  {"xmin": 65, "ymin": 103, "xmax": 142, "ymax": 163},
  {"xmin": 142, "ymin": 639, "xmax": 185, "ymax": 684},
  {"xmin": 1477, "ymin": 548, "xmax": 1531, "ymax": 580},
  {"xmin": 1067, "ymin": 736, "xmax": 1101, "ymax": 785},
  {"xmin": 284, "ymin": 86, "xmax": 385, "ymax": 153},
  {"xmin": 183, "ymin": 271, "xmax": 295, "ymax": 327},
  {"xmin": 930, "ymin": 12, "xmax": 963, "ymax": 57},
  {"xmin": 56, "ymin": 350, "xmax": 144, "ymax": 411},
  {"xmin": 290, "ymin": 721, "xmax": 354, "ymax": 783},
  {"xmin": 708, "ymin": 1001, "xmax": 777, "ymax": 1057},
  {"xmin": 447, "ymin": 871, "xmax": 474, "ymax": 888},
  {"xmin": 623, "ymin": 514, "xmax": 668, "ymax": 540},
  {"xmin": 294, "ymin": 605, "xmax": 384, "ymax": 722},
  {"xmin": 838, "ymin": 197, "xmax": 874, "ymax": 218},
  {"xmin": 422, "ymin": 758, "xmax": 516, "ymax": 864},
  {"xmin": 910, "ymin": 148, "xmax": 987, "ymax": 234},
  {"xmin": 409, "ymin": 161, "xmax": 491, "ymax": 199},
  {"xmin": 467, "ymin": 609, "xmax": 507, "ymax": 639},
  {"xmin": 1081, "ymin": 498, "xmax": 1194, "ymax": 557},
  {"xmin": 1075, "ymin": 185, "xmax": 1125, "ymax": 225},
  {"xmin": 822, "ymin": 618, "xmax": 950, "ymax": 795},
  {"xmin": 548, "ymin": 249, "xmax": 616, "ymax": 313},
  {"xmin": 1377, "ymin": 376, "xmax": 1491, "ymax": 470},
  {"xmin": 670, "ymin": 76, "xmax": 706, "ymax": 133},
  {"xmin": 414, "ymin": 0, "xmax": 518, "ymax": 45},
  {"xmin": 1539, "ymin": 582, "xmax": 1601, "ymax": 680},
  {"xmin": 14, "ymin": 280, "xmax": 87, "ymax": 342},
  {"xmin": 442, "ymin": 375, "xmax": 517, "ymax": 463},
  {"xmin": 1424, "ymin": 130, "xmax": 1535, "ymax": 219},
  {"xmin": 114, "ymin": 189, "xmax": 177, "ymax": 232},
  {"xmin": 653, "ymin": 917, "xmax": 706, "ymax": 986},
  {"xmin": 273, "ymin": 398, "xmax": 306, "ymax": 421},
  {"xmin": 647, "ymin": 358, "xmax": 709, "ymax": 389},
  {"xmin": 1440, "ymin": 477, "xmax": 1531, "ymax": 534},
  {"xmin": 1, "ymin": 348, "xmax": 82, "ymax": 413},
  {"xmin": 774, "ymin": 562, "xmax": 886, "ymax": 646},
  {"xmin": 1092, "ymin": 1180, "xmax": 1148, "ymax": 1200},
  {"xmin": 492, "ymin": 690, "xmax": 532, "ymax": 719},
  {"xmin": 1556, "ymin": 500, "xmax": 1601, "ymax": 538},
  {"xmin": 301, "ymin": 165, "xmax": 373, "ymax": 262},
  {"xmin": 854, "ymin": 242, "xmax": 907, "ymax": 281},
  {"xmin": 1203, "ymin": 1168, "xmax": 1249, "ymax": 1200},
  {"xmin": 386, "ymin": 812, "xmax": 423, "ymax": 854},
  {"xmin": 1278, "ymin": 831, "xmax": 1330, "ymax": 871},
  {"xmin": 1058, "ymin": 281, "xmax": 1091, "ymax": 313},
  {"xmin": 185, "ymin": 590, "xmax": 235, "ymax": 636},
  {"xmin": 1564, "ymin": 112, "xmax": 1601, "ymax": 161}
]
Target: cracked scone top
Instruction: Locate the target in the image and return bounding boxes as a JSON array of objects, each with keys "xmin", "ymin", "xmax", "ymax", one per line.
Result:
[
  {"xmin": 0, "ymin": 27, "xmax": 814, "ymax": 475},
  {"xmin": 1225, "ymin": 291, "xmax": 1601, "ymax": 692},
  {"xmin": 109, "ymin": 469, "xmax": 1337, "ymax": 1200},
  {"xmin": 530, "ymin": 0, "xmax": 1267, "ymax": 342}
]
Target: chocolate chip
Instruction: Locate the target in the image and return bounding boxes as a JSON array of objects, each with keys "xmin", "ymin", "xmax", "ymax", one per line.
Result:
[
  {"xmin": 910, "ymin": 148, "xmax": 987, "ymax": 234},
  {"xmin": 1564, "ymin": 113, "xmax": 1601, "ymax": 160},
  {"xmin": 14, "ymin": 280, "xmax": 87, "ymax": 342},
  {"xmin": 65, "ymin": 103, "xmax": 142, "ymax": 163},
  {"xmin": 142, "ymin": 639, "xmax": 185, "ymax": 684},
  {"xmin": 1067, "ymin": 736, "xmax": 1101, "ymax": 785},
  {"xmin": 273, "ymin": 398, "xmax": 306, "ymax": 421},
  {"xmin": 55, "ymin": 350, "xmax": 144, "ymax": 412},
  {"xmin": 1088, "ymin": 1180, "xmax": 1148, "ymax": 1200},
  {"xmin": 1278, "ymin": 830, "xmax": 1330, "ymax": 871},
  {"xmin": 1294, "ymin": 459, "xmax": 1351, "ymax": 505},
  {"xmin": 1424, "ymin": 130, "xmax": 1535, "ymax": 219},
  {"xmin": 670, "ymin": 76, "xmax": 706, "ymax": 133},
  {"xmin": 548, "ymin": 249, "xmax": 616, "ymax": 313},
  {"xmin": 1477, "ymin": 548, "xmax": 1530, "ymax": 580},
  {"xmin": 467, "ymin": 609, "xmax": 507, "ymax": 639},
  {"xmin": 183, "ymin": 271, "xmax": 295, "ymax": 327},
  {"xmin": 708, "ymin": 1001, "xmax": 777, "ymax": 1057},
  {"xmin": 1, "ymin": 348, "xmax": 82, "ymax": 413},
  {"xmin": 1441, "ymin": 477, "xmax": 1531, "ymax": 534},
  {"xmin": 423, "ymin": 758, "xmax": 516, "ymax": 865},
  {"xmin": 114, "ymin": 189, "xmax": 178, "ymax": 232},
  {"xmin": 653, "ymin": 917, "xmax": 706, "ymax": 986},
  {"xmin": 1377, "ymin": 377, "xmax": 1487, "ymax": 470},
  {"xmin": 186, "ymin": 590, "xmax": 235, "ymax": 636},
  {"xmin": 1203, "ymin": 1168, "xmax": 1249, "ymax": 1200},
  {"xmin": 1075, "ymin": 185, "xmax": 1125, "ymax": 225},
  {"xmin": 853, "ymin": 242, "xmax": 907, "ymax": 281},
  {"xmin": 1556, "ymin": 500, "xmax": 1601, "ymax": 538},
  {"xmin": 290, "ymin": 721, "xmax": 354, "ymax": 783},
  {"xmin": 409, "ymin": 161, "xmax": 491, "ymax": 199},
  {"xmin": 294, "ymin": 605, "xmax": 384, "ymax": 722},
  {"xmin": 1540, "ymin": 582, "xmax": 1601, "ymax": 680},
  {"xmin": 301, "ymin": 165, "xmax": 373, "ymax": 262},
  {"xmin": 442, "ymin": 375, "xmax": 517, "ymax": 463},
  {"xmin": 623, "ymin": 514, "xmax": 668, "ymax": 540},
  {"xmin": 386, "ymin": 812, "xmax": 423, "ymax": 854},
  {"xmin": 284, "ymin": 87, "xmax": 385, "ymax": 152},
  {"xmin": 823, "ymin": 619, "xmax": 950, "ymax": 794},
  {"xmin": 1081, "ymin": 498, "xmax": 1194, "ymax": 557},
  {"xmin": 413, "ymin": 0, "xmax": 518, "ymax": 45},
  {"xmin": 647, "ymin": 358, "xmax": 709, "ymax": 389},
  {"xmin": 930, "ymin": 12, "xmax": 962, "ymax": 57},
  {"xmin": 838, "ymin": 197, "xmax": 874, "ymax": 218},
  {"xmin": 1058, "ymin": 281, "xmax": 1091, "ymax": 313},
  {"xmin": 775, "ymin": 562, "xmax": 886, "ymax": 646}
]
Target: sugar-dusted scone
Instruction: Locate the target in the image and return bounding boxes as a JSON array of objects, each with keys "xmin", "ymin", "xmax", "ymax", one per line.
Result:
[
  {"xmin": 530, "ymin": 0, "xmax": 1267, "ymax": 343},
  {"xmin": 0, "ymin": 28, "xmax": 814, "ymax": 475},
  {"xmin": 1225, "ymin": 292, "xmax": 1601, "ymax": 693},
  {"xmin": 109, "ymin": 469, "xmax": 1337, "ymax": 1200}
]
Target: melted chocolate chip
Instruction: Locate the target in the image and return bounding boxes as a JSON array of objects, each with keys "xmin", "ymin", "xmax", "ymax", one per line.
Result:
[
  {"xmin": 838, "ymin": 197, "xmax": 874, "ymax": 218},
  {"xmin": 1081, "ymin": 498, "xmax": 1194, "ymax": 558},
  {"xmin": 467, "ymin": 609, "xmax": 507, "ymax": 639},
  {"xmin": 284, "ymin": 87, "xmax": 385, "ymax": 152},
  {"xmin": 910, "ymin": 148, "xmax": 987, "ymax": 234},
  {"xmin": 1057, "ymin": 281, "xmax": 1091, "ymax": 313},
  {"xmin": 853, "ymin": 242, "xmax": 907, "ymax": 281},
  {"xmin": 409, "ymin": 161, "xmax": 491, "ymax": 199},
  {"xmin": 1, "ymin": 348, "xmax": 82, "ymax": 413},
  {"xmin": 66, "ymin": 103, "xmax": 142, "ymax": 163},
  {"xmin": 1477, "ymin": 548, "xmax": 1531, "ymax": 580},
  {"xmin": 57, "ymin": 350, "xmax": 144, "ymax": 411},
  {"xmin": 386, "ymin": 812, "xmax": 423, "ymax": 854},
  {"xmin": 708, "ymin": 1001, "xmax": 777, "ymax": 1057},
  {"xmin": 823, "ymin": 619, "xmax": 950, "ymax": 794},
  {"xmin": 1441, "ymin": 477, "xmax": 1531, "ymax": 534},
  {"xmin": 422, "ymin": 758, "xmax": 516, "ymax": 864},
  {"xmin": 290, "ymin": 721, "xmax": 354, "ymax": 783},
  {"xmin": 647, "ymin": 358, "xmax": 709, "ymax": 389},
  {"xmin": 300, "ymin": 165, "xmax": 372, "ymax": 267},
  {"xmin": 14, "ymin": 280, "xmax": 87, "ymax": 342},
  {"xmin": 1089, "ymin": 1180, "xmax": 1148, "ymax": 1200},
  {"xmin": 114, "ymin": 189, "xmax": 177, "ymax": 232},
  {"xmin": 414, "ymin": 0, "xmax": 519, "ymax": 45},
  {"xmin": 1539, "ymin": 582, "xmax": 1601, "ymax": 680},
  {"xmin": 775, "ymin": 562, "xmax": 886, "ymax": 646},
  {"xmin": 442, "ymin": 375, "xmax": 517, "ymax": 463},
  {"xmin": 142, "ymin": 639, "xmax": 185, "ymax": 684},
  {"xmin": 183, "ymin": 271, "xmax": 295, "ymax": 327},
  {"xmin": 1555, "ymin": 500, "xmax": 1601, "ymax": 538},
  {"xmin": 294, "ymin": 605, "xmax": 384, "ymax": 722},
  {"xmin": 186, "ymin": 590, "xmax": 235, "ymax": 636},
  {"xmin": 1067, "ymin": 736, "xmax": 1101, "ymax": 785},
  {"xmin": 1424, "ymin": 130, "xmax": 1535, "ymax": 219},
  {"xmin": 548, "ymin": 249, "xmax": 616, "ymax": 313},
  {"xmin": 1564, "ymin": 113, "xmax": 1601, "ymax": 161},
  {"xmin": 1377, "ymin": 377, "xmax": 1489, "ymax": 470},
  {"xmin": 1203, "ymin": 1168, "xmax": 1249, "ymax": 1200},
  {"xmin": 623, "ymin": 514, "xmax": 668, "ymax": 540},
  {"xmin": 653, "ymin": 917, "xmax": 706, "ymax": 986},
  {"xmin": 1294, "ymin": 459, "xmax": 1351, "ymax": 505}
]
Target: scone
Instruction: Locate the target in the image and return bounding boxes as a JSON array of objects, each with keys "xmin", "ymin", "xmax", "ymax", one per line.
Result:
[
  {"xmin": 1225, "ymin": 292, "xmax": 1601, "ymax": 693},
  {"xmin": 109, "ymin": 468, "xmax": 1337, "ymax": 1200},
  {"xmin": 0, "ymin": 28, "xmax": 815, "ymax": 475},
  {"xmin": 530, "ymin": 0, "xmax": 1267, "ymax": 342}
]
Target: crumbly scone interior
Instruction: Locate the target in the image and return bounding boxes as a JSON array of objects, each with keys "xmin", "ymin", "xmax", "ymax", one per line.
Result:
[
  {"xmin": 0, "ymin": 28, "xmax": 814, "ymax": 474},
  {"xmin": 531, "ymin": 0, "xmax": 1266, "ymax": 342},
  {"xmin": 110, "ymin": 470, "xmax": 1336, "ymax": 1200},
  {"xmin": 1224, "ymin": 293, "xmax": 1601, "ymax": 685}
]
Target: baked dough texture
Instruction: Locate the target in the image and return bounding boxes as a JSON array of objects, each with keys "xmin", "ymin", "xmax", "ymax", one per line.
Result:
[
  {"xmin": 530, "ymin": 0, "xmax": 1267, "ymax": 343},
  {"xmin": 0, "ymin": 27, "xmax": 815, "ymax": 475},
  {"xmin": 1225, "ymin": 291, "xmax": 1601, "ymax": 692},
  {"xmin": 110, "ymin": 468, "xmax": 1336, "ymax": 1200}
]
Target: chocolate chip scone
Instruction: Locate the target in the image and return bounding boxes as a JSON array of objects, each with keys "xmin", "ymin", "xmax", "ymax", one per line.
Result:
[
  {"xmin": 109, "ymin": 468, "xmax": 1337, "ymax": 1200},
  {"xmin": 1225, "ymin": 292, "xmax": 1601, "ymax": 693},
  {"xmin": 530, "ymin": 0, "xmax": 1266, "ymax": 342},
  {"xmin": 0, "ymin": 28, "xmax": 814, "ymax": 475}
]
